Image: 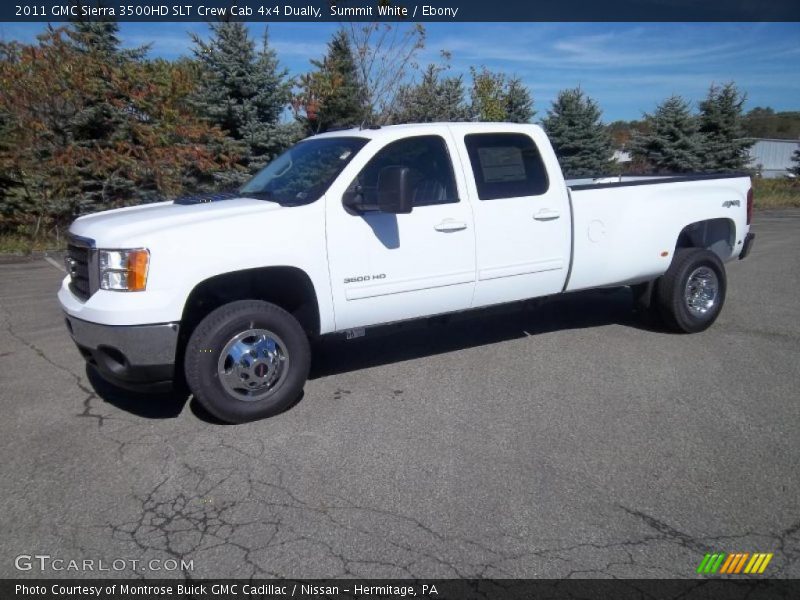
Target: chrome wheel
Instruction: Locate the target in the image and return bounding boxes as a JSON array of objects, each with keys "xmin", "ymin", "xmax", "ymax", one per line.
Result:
[
  {"xmin": 684, "ymin": 266, "xmax": 719, "ymax": 317},
  {"xmin": 217, "ymin": 328, "xmax": 289, "ymax": 401}
]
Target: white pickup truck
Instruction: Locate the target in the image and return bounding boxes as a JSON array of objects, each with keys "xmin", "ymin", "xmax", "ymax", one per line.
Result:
[{"xmin": 59, "ymin": 122, "xmax": 755, "ymax": 423}]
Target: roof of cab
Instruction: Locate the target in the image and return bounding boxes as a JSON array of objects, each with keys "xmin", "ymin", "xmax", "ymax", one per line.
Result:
[{"xmin": 308, "ymin": 121, "xmax": 543, "ymax": 141}]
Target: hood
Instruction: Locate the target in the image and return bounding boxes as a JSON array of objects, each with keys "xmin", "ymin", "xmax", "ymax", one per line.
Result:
[{"xmin": 69, "ymin": 197, "xmax": 281, "ymax": 246}]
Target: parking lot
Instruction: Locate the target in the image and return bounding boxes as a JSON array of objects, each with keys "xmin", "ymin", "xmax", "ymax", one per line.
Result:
[{"xmin": 1, "ymin": 210, "xmax": 798, "ymax": 579}]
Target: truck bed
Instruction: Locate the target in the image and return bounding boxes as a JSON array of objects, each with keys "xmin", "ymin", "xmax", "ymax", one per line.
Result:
[{"xmin": 564, "ymin": 173, "xmax": 752, "ymax": 292}]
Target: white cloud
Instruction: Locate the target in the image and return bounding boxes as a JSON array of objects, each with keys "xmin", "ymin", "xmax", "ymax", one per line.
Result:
[
  {"xmin": 423, "ymin": 23, "xmax": 798, "ymax": 72},
  {"xmin": 270, "ymin": 40, "xmax": 326, "ymax": 58}
]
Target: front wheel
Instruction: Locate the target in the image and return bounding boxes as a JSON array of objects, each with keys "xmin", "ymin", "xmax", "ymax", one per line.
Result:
[
  {"xmin": 184, "ymin": 300, "xmax": 310, "ymax": 423},
  {"xmin": 655, "ymin": 248, "xmax": 727, "ymax": 333}
]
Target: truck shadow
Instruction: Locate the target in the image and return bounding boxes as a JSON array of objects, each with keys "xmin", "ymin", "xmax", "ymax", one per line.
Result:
[
  {"xmin": 86, "ymin": 364, "xmax": 302, "ymax": 424},
  {"xmin": 310, "ymin": 286, "xmax": 660, "ymax": 380},
  {"xmin": 87, "ymin": 287, "xmax": 657, "ymax": 421},
  {"xmin": 85, "ymin": 364, "xmax": 193, "ymax": 421}
]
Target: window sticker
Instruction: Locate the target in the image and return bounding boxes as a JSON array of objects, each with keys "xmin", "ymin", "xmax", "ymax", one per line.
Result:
[{"xmin": 477, "ymin": 146, "xmax": 527, "ymax": 182}]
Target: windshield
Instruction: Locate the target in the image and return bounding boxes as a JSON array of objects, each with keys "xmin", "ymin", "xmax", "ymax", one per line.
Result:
[{"xmin": 239, "ymin": 136, "xmax": 369, "ymax": 206}]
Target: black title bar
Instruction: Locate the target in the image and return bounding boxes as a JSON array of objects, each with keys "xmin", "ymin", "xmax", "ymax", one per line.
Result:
[
  {"xmin": 3, "ymin": 579, "xmax": 800, "ymax": 600},
  {"xmin": 5, "ymin": 0, "xmax": 800, "ymax": 22}
]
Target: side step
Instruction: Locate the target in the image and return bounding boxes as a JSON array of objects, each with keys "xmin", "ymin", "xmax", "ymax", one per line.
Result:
[{"xmin": 344, "ymin": 327, "xmax": 366, "ymax": 340}]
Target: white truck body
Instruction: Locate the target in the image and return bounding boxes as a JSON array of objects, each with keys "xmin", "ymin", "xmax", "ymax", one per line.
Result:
[{"xmin": 58, "ymin": 122, "xmax": 754, "ymax": 414}]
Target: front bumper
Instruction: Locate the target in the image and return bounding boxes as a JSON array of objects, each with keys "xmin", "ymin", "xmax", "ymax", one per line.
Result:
[
  {"xmin": 739, "ymin": 232, "xmax": 755, "ymax": 260},
  {"xmin": 64, "ymin": 314, "xmax": 179, "ymax": 391}
]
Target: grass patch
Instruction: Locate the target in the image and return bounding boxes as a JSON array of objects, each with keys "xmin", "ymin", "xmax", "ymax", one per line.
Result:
[
  {"xmin": 0, "ymin": 232, "xmax": 66, "ymax": 255},
  {"xmin": 753, "ymin": 178, "xmax": 800, "ymax": 209}
]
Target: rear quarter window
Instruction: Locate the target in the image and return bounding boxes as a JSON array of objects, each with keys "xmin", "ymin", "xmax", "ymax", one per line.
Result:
[{"xmin": 464, "ymin": 133, "xmax": 549, "ymax": 200}]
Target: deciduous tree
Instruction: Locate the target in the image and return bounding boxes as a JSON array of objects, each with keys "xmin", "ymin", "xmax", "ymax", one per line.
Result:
[
  {"xmin": 346, "ymin": 23, "xmax": 425, "ymax": 124},
  {"xmin": 743, "ymin": 106, "xmax": 800, "ymax": 139},
  {"xmin": 0, "ymin": 25, "xmax": 234, "ymax": 239},
  {"xmin": 470, "ymin": 66, "xmax": 507, "ymax": 122},
  {"xmin": 469, "ymin": 68, "xmax": 535, "ymax": 123}
]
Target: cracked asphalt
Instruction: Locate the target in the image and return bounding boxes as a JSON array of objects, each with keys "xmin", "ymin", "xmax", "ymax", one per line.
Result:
[{"xmin": 0, "ymin": 211, "xmax": 798, "ymax": 580}]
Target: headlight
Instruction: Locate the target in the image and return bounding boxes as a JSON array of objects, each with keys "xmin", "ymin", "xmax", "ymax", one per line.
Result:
[{"xmin": 98, "ymin": 249, "xmax": 149, "ymax": 292}]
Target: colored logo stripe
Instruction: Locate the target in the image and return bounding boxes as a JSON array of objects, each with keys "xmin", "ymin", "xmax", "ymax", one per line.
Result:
[
  {"xmin": 748, "ymin": 553, "xmax": 773, "ymax": 574},
  {"xmin": 719, "ymin": 553, "xmax": 736, "ymax": 573},
  {"xmin": 733, "ymin": 553, "xmax": 749, "ymax": 573},
  {"xmin": 696, "ymin": 554, "xmax": 712, "ymax": 573},
  {"xmin": 697, "ymin": 553, "xmax": 726, "ymax": 574},
  {"xmin": 698, "ymin": 552, "xmax": 773, "ymax": 574}
]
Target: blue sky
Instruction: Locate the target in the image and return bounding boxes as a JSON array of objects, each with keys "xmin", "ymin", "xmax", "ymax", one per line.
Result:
[{"xmin": 1, "ymin": 21, "xmax": 798, "ymax": 121}]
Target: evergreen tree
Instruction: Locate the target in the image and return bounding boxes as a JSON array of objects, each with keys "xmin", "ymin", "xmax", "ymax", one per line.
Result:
[
  {"xmin": 192, "ymin": 23, "xmax": 295, "ymax": 184},
  {"xmin": 293, "ymin": 30, "xmax": 365, "ymax": 135},
  {"xmin": 630, "ymin": 95, "xmax": 704, "ymax": 173},
  {"xmin": 0, "ymin": 107, "xmax": 21, "ymax": 210},
  {"xmin": 698, "ymin": 83, "xmax": 753, "ymax": 171},
  {"xmin": 69, "ymin": 20, "xmax": 121, "ymax": 54},
  {"xmin": 67, "ymin": 19, "xmax": 148, "ymax": 60},
  {"xmin": 791, "ymin": 145, "xmax": 800, "ymax": 178},
  {"xmin": 437, "ymin": 73, "xmax": 471, "ymax": 122},
  {"xmin": 63, "ymin": 19, "xmax": 149, "ymax": 205},
  {"xmin": 393, "ymin": 63, "xmax": 470, "ymax": 124},
  {"xmin": 541, "ymin": 87, "xmax": 613, "ymax": 178},
  {"xmin": 505, "ymin": 76, "xmax": 535, "ymax": 124},
  {"xmin": 61, "ymin": 20, "xmax": 149, "ymax": 215}
]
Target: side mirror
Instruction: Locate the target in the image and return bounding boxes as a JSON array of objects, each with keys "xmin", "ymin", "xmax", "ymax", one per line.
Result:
[
  {"xmin": 376, "ymin": 166, "xmax": 413, "ymax": 214},
  {"xmin": 342, "ymin": 186, "xmax": 366, "ymax": 212}
]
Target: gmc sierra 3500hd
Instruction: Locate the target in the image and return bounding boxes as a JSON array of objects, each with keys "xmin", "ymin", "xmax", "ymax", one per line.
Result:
[{"xmin": 59, "ymin": 122, "xmax": 755, "ymax": 423}]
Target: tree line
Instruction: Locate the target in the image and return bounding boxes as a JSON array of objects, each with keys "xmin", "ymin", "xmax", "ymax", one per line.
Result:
[
  {"xmin": 0, "ymin": 20, "xmax": 793, "ymax": 243},
  {"xmin": 610, "ymin": 108, "xmax": 800, "ymax": 148},
  {"xmin": 0, "ymin": 21, "xmax": 536, "ymax": 238}
]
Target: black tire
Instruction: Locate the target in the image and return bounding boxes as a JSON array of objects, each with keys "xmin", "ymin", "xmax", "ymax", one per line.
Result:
[
  {"xmin": 655, "ymin": 248, "xmax": 727, "ymax": 333},
  {"xmin": 184, "ymin": 300, "xmax": 310, "ymax": 423}
]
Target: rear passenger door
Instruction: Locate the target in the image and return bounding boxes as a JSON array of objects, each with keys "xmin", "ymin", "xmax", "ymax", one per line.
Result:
[{"xmin": 456, "ymin": 130, "xmax": 571, "ymax": 307}]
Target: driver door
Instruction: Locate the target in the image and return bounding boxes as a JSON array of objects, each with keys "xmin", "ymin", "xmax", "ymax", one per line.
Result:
[{"xmin": 325, "ymin": 133, "xmax": 476, "ymax": 331}]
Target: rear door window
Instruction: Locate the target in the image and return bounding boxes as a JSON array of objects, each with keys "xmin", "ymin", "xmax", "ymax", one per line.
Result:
[{"xmin": 464, "ymin": 133, "xmax": 549, "ymax": 200}]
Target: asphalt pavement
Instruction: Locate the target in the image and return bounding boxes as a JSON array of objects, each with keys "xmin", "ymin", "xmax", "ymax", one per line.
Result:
[{"xmin": 1, "ymin": 210, "xmax": 798, "ymax": 579}]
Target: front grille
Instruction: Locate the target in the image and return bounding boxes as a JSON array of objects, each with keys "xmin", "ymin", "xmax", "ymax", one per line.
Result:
[{"xmin": 66, "ymin": 242, "xmax": 92, "ymax": 301}]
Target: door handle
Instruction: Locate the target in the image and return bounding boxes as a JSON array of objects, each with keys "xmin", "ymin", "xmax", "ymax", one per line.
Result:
[
  {"xmin": 533, "ymin": 209, "xmax": 561, "ymax": 221},
  {"xmin": 434, "ymin": 219, "xmax": 468, "ymax": 232}
]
